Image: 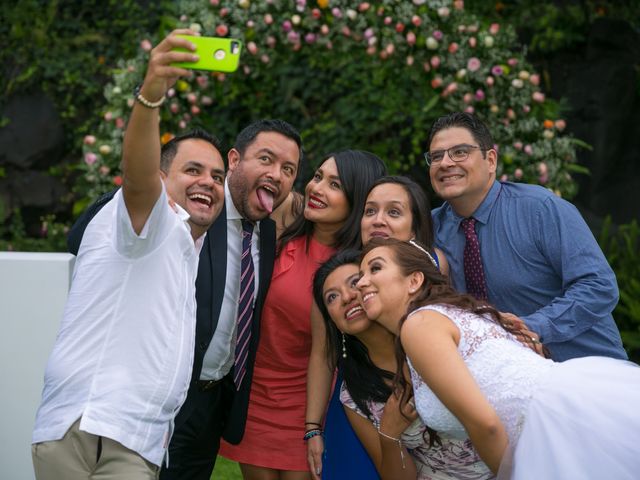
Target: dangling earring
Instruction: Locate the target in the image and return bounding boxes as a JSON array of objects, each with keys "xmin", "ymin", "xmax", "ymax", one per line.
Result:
[{"xmin": 342, "ymin": 333, "xmax": 347, "ymax": 358}]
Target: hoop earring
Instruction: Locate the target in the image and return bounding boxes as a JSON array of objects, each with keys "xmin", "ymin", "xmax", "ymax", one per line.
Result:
[{"xmin": 342, "ymin": 333, "xmax": 347, "ymax": 358}]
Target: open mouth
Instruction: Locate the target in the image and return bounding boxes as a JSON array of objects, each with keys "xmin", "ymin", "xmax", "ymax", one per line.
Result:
[
  {"xmin": 345, "ymin": 304, "xmax": 364, "ymax": 320},
  {"xmin": 307, "ymin": 195, "xmax": 327, "ymax": 209},
  {"xmin": 257, "ymin": 185, "xmax": 276, "ymax": 213},
  {"xmin": 440, "ymin": 174, "xmax": 464, "ymax": 183},
  {"xmin": 188, "ymin": 193, "xmax": 213, "ymax": 208},
  {"xmin": 369, "ymin": 231, "xmax": 389, "ymax": 238},
  {"xmin": 362, "ymin": 292, "xmax": 376, "ymax": 304}
]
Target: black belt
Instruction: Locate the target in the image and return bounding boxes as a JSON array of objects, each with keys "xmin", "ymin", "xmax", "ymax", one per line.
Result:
[{"xmin": 196, "ymin": 378, "xmax": 224, "ymax": 391}]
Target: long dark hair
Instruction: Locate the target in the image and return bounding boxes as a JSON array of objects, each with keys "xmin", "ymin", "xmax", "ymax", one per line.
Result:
[
  {"xmin": 312, "ymin": 249, "xmax": 397, "ymax": 420},
  {"xmin": 360, "ymin": 238, "xmax": 549, "ymax": 403},
  {"xmin": 366, "ymin": 175, "xmax": 434, "ymax": 248},
  {"xmin": 278, "ymin": 150, "xmax": 387, "ymax": 252}
]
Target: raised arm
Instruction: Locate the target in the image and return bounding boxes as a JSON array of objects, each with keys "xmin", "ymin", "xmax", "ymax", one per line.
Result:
[
  {"xmin": 305, "ymin": 301, "xmax": 334, "ymax": 479},
  {"xmin": 121, "ymin": 29, "xmax": 199, "ymax": 234},
  {"xmin": 401, "ymin": 310, "xmax": 508, "ymax": 474}
]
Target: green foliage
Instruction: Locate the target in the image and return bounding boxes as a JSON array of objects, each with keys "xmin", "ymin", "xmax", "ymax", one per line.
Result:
[
  {"xmin": 467, "ymin": 0, "xmax": 640, "ymax": 54},
  {"xmin": 78, "ymin": 0, "xmax": 582, "ymax": 208},
  {"xmin": 599, "ymin": 217, "xmax": 640, "ymax": 363},
  {"xmin": 0, "ymin": 200, "xmax": 68, "ymax": 252},
  {"xmin": 1, "ymin": 0, "xmax": 170, "ymax": 150}
]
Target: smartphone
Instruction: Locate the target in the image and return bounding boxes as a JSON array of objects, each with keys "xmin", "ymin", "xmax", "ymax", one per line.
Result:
[{"xmin": 172, "ymin": 35, "xmax": 242, "ymax": 72}]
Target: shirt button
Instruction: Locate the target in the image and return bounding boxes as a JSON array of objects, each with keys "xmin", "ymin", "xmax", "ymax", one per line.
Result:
[{"xmin": 199, "ymin": 341, "xmax": 208, "ymax": 350}]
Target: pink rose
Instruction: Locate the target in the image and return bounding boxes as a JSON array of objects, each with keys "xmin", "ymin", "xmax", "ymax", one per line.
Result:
[
  {"xmin": 430, "ymin": 55, "xmax": 440, "ymax": 68},
  {"xmin": 83, "ymin": 135, "xmax": 96, "ymax": 145},
  {"xmin": 532, "ymin": 91, "xmax": 545, "ymax": 103},
  {"xmin": 514, "ymin": 168, "xmax": 523, "ymax": 179},
  {"xmin": 406, "ymin": 32, "xmax": 416, "ymax": 46},
  {"xmin": 215, "ymin": 24, "xmax": 228, "ymax": 36},
  {"xmin": 84, "ymin": 152, "xmax": 97, "ymax": 165},
  {"xmin": 140, "ymin": 39, "xmax": 152, "ymax": 52},
  {"xmin": 467, "ymin": 57, "xmax": 481, "ymax": 72},
  {"xmin": 555, "ymin": 119, "xmax": 567, "ymax": 131},
  {"xmin": 475, "ymin": 89, "xmax": 485, "ymax": 101},
  {"xmin": 448, "ymin": 42, "xmax": 459, "ymax": 54}
]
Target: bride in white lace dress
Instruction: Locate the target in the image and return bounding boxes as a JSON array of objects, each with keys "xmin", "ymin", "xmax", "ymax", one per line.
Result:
[{"xmin": 357, "ymin": 238, "xmax": 640, "ymax": 479}]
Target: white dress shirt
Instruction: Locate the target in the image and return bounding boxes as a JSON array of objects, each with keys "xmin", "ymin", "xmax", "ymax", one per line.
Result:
[
  {"xmin": 33, "ymin": 185, "xmax": 203, "ymax": 466},
  {"xmin": 200, "ymin": 179, "xmax": 260, "ymax": 380}
]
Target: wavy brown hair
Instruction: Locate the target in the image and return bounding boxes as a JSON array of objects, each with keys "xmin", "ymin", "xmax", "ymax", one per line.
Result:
[{"xmin": 361, "ymin": 237, "xmax": 550, "ymax": 430}]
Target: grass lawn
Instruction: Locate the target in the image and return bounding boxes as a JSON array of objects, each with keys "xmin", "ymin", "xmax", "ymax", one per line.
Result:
[{"xmin": 211, "ymin": 456, "xmax": 242, "ymax": 479}]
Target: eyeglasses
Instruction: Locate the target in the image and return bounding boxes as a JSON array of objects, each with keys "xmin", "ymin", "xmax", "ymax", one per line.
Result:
[{"xmin": 424, "ymin": 144, "xmax": 482, "ymax": 166}]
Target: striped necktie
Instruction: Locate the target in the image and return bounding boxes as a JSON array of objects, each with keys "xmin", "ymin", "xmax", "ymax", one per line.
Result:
[
  {"xmin": 461, "ymin": 217, "xmax": 488, "ymax": 301},
  {"xmin": 233, "ymin": 220, "xmax": 255, "ymax": 389}
]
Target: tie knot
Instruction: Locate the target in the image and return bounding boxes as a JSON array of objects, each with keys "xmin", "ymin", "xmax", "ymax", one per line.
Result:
[
  {"xmin": 241, "ymin": 219, "xmax": 254, "ymax": 237},
  {"xmin": 462, "ymin": 217, "xmax": 476, "ymax": 236}
]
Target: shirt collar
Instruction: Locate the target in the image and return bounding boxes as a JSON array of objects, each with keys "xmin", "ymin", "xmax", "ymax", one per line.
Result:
[
  {"xmin": 224, "ymin": 178, "xmax": 261, "ymax": 234},
  {"xmin": 448, "ymin": 180, "xmax": 502, "ymax": 226}
]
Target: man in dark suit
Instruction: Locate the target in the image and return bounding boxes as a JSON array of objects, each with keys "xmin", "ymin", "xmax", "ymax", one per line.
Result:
[{"xmin": 68, "ymin": 30, "xmax": 303, "ymax": 480}]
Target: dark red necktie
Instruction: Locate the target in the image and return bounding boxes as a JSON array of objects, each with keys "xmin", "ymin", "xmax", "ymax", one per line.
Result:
[{"xmin": 461, "ymin": 217, "xmax": 488, "ymax": 301}]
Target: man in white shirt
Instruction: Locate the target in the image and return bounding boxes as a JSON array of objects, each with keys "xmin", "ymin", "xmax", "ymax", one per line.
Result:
[{"xmin": 31, "ymin": 30, "xmax": 225, "ymax": 479}]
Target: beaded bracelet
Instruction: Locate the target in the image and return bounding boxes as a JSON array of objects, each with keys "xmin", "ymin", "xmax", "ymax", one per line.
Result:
[
  {"xmin": 303, "ymin": 428, "xmax": 323, "ymax": 441},
  {"xmin": 377, "ymin": 428, "xmax": 406, "ymax": 469}
]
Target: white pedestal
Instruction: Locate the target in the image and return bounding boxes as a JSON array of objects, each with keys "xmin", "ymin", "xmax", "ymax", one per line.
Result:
[{"xmin": 0, "ymin": 252, "xmax": 75, "ymax": 480}]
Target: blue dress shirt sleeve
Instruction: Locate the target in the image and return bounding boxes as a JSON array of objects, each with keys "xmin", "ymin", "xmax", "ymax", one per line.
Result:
[{"xmin": 522, "ymin": 196, "xmax": 619, "ymax": 343}]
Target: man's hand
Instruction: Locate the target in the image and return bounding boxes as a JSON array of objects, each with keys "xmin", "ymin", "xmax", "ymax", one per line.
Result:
[
  {"xmin": 139, "ymin": 29, "xmax": 200, "ymax": 103},
  {"xmin": 500, "ymin": 312, "xmax": 545, "ymax": 356}
]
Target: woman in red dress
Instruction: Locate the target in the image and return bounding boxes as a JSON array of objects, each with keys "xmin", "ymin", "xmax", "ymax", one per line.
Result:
[{"xmin": 220, "ymin": 150, "xmax": 387, "ymax": 479}]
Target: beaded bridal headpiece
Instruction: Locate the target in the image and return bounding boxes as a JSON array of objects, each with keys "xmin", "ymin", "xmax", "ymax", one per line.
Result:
[{"xmin": 408, "ymin": 239, "xmax": 438, "ymax": 269}]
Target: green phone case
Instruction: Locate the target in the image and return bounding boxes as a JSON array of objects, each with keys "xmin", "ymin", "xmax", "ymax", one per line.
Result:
[{"xmin": 172, "ymin": 35, "xmax": 242, "ymax": 72}]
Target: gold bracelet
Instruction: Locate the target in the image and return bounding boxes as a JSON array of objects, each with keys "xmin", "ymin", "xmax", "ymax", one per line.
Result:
[
  {"xmin": 135, "ymin": 91, "xmax": 166, "ymax": 109},
  {"xmin": 377, "ymin": 428, "xmax": 406, "ymax": 469}
]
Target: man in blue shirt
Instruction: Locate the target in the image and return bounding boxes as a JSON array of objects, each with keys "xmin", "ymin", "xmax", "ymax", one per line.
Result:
[{"xmin": 427, "ymin": 112, "xmax": 627, "ymax": 361}]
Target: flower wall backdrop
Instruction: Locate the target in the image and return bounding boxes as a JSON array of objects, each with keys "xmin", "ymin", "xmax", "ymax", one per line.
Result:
[{"xmin": 78, "ymin": 0, "xmax": 585, "ymax": 212}]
